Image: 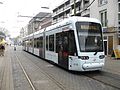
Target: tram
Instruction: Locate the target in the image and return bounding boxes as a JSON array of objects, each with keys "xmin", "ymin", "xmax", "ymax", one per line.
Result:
[{"xmin": 23, "ymin": 16, "xmax": 105, "ymax": 71}]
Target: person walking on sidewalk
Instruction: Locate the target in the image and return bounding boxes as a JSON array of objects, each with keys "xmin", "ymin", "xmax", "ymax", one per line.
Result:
[
  {"xmin": 0, "ymin": 44, "xmax": 5, "ymax": 56},
  {"xmin": 0, "ymin": 44, "xmax": 2, "ymax": 56},
  {"xmin": 14, "ymin": 45, "xmax": 16, "ymax": 51},
  {"xmin": 1, "ymin": 45, "xmax": 5, "ymax": 56}
]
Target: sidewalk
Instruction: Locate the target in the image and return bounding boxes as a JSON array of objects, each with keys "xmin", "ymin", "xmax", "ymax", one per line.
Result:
[{"xmin": 103, "ymin": 56, "xmax": 120, "ymax": 75}]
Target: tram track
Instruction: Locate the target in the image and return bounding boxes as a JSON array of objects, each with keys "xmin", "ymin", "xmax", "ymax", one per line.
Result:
[
  {"xmin": 15, "ymin": 54, "xmax": 37, "ymax": 90},
  {"xmin": 21, "ymin": 51, "xmax": 120, "ymax": 90},
  {"xmin": 16, "ymin": 53, "xmax": 66, "ymax": 90},
  {"xmin": 81, "ymin": 71, "xmax": 120, "ymax": 90}
]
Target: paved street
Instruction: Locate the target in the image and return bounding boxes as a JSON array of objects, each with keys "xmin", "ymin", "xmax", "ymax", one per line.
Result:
[
  {"xmin": 0, "ymin": 46, "xmax": 120, "ymax": 90},
  {"xmin": 103, "ymin": 56, "xmax": 120, "ymax": 75}
]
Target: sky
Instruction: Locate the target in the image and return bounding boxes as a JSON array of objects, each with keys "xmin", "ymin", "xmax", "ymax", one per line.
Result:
[{"xmin": 0, "ymin": 0, "xmax": 64, "ymax": 38}]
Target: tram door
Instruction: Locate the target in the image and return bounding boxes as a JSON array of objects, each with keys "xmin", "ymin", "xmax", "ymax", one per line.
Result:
[
  {"xmin": 56, "ymin": 31, "xmax": 77, "ymax": 69},
  {"xmin": 56, "ymin": 32, "xmax": 68, "ymax": 68}
]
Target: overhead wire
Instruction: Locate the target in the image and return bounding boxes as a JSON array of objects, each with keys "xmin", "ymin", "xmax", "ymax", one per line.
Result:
[{"xmin": 80, "ymin": 0, "xmax": 96, "ymax": 14}]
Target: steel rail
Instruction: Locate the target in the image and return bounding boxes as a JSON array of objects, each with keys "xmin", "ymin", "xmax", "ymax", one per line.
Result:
[
  {"xmin": 80, "ymin": 71, "xmax": 120, "ymax": 90},
  {"xmin": 15, "ymin": 54, "xmax": 36, "ymax": 90},
  {"xmin": 20, "ymin": 52, "xmax": 66, "ymax": 90}
]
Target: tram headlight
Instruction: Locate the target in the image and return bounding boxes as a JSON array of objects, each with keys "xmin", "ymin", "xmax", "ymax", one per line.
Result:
[
  {"xmin": 99, "ymin": 55, "xmax": 105, "ymax": 59},
  {"xmin": 78, "ymin": 56, "xmax": 89, "ymax": 60}
]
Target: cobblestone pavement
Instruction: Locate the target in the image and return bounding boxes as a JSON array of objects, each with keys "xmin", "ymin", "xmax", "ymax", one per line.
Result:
[
  {"xmin": 0, "ymin": 46, "xmax": 120, "ymax": 90},
  {"xmin": 103, "ymin": 56, "xmax": 120, "ymax": 75}
]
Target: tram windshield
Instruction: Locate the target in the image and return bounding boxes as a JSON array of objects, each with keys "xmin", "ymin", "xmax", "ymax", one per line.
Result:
[{"xmin": 76, "ymin": 22, "xmax": 103, "ymax": 52}]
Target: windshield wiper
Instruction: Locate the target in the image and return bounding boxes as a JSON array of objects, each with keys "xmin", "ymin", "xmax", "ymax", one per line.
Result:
[
  {"xmin": 94, "ymin": 39, "xmax": 102, "ymax": 55},
  {"xmin": 94, "ymin": 51, "xmax": 98, "ymax": 55}
]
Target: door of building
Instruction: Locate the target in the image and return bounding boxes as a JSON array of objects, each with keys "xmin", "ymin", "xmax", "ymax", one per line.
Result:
[{"xmin": 104, "ymin": 41, "xmax": 107, "ymax": 55}]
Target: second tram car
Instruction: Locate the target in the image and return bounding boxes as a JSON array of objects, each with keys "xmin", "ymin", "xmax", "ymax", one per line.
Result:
[{"xmin": 23, "ymin": 16, "xmax": 105, "ymax": 71}]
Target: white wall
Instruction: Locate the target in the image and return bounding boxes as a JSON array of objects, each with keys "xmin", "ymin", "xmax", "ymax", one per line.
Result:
[
  {"xmin": 107, "ymin": 0, "xmax": 118, "ymax": 27},
  {"xmin": 90, "ymin": 0, "xmax": 118, "ymax": 27}
]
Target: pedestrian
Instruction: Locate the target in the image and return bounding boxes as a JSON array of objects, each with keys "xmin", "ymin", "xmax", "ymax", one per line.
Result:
[
  {"xmin": 1, "ymin": 44, "xmax": 5, "ymax": 56},
  {"xmin": 14, "ymin": 46, "xmax": 16, "ymax": 51},
  {"xmin": 0, "ymin": 44, "xmax": 2, "ymax": 56}
]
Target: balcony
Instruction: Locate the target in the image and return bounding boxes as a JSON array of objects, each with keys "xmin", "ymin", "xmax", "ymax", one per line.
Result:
[
  {"xmin": 64, "ymin": 4, "xmax": 71, "ymax": 10},
  {"xmin": 117, "ymin": 26, "xmax": 120, "ymax": 38},
  {"xmin": 70, "ymin": 0, "xmax": 81, "ymax": 5}
]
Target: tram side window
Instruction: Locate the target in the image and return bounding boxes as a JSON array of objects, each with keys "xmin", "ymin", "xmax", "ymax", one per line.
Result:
[
  {"xmin": 30, "ymin": 39, "xmax": 32, "ymax": 47},
  {"xmin": 34, "ymin": 38, "xmax": 37, "ymax": 48},
  {"xmin": 68, "ymin": 31, "xmax": 77, "ymax": 56},
  {"xmin": 46, "ymin": 36, "xmax": 49, "ymax": 50},
  {"xmin": 26, "ymin": 40, "xmax": 29, "ymax": 47},
  {"xmin": 56, "ymin": 31, "xmax": 77, "ymax": 55},
  {"xmin": 31, "ymin": 39, "xmax": 34, "ymax": 47},
  {"xmin": 39, "ymin": 37, "xmax": 43, "ymax": 48},
  {"xmin": 63, "ymin": 33, "xmax": 69, "ymax": 52},
  {"xmin": 56, "ymin": 33, "xmax": 62, "ymax": 53},
  {"xmin": 37, "ymin": 38, "xmax": 40, "ymax": 48},
  {"xmin": 49, "ymin": 35, "xmax": 54, "ymax": 51},
  {"xmin": 56, "ymin": 32, "xmax": 68, "ymax": 53},
  {"xmin": 23, "ymin": 41, "xmax": 24, "ymax": 46}
]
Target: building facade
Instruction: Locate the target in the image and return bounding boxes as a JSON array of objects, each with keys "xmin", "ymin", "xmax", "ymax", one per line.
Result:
[
  {"xmin": 90, "ymin": 0, "xmax": 118, "ymax": 55},
  {"xmin": 52, "ymin": 0, "xmax": 90, "ymax": 24},
  {"xmin": 52, "ymin": 0, "xmax": 119, "ymax": 55},
  {"xmin": 20, "ymin": 26, "xmax": 28, "ymax": 38},
  {"xmin": 27, "ymin": 12, "xmax": 52, "ymax": 35}
]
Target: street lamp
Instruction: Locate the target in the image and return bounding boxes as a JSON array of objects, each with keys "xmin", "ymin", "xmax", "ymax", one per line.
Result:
[
  {"xmin": 33, "ymin": 18, "xmax": 42, "ymax": 32},
  {"xmin": 41, "ymin": 6, "xmax": 51, "ymax": 13},
  {"xmin": 41, "ymin": 7, "xmax": 49, "ymax": 9}
]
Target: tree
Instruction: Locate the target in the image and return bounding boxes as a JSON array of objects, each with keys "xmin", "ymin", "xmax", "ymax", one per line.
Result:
[{"xmin": 0, "ymin": 31, "xmax": 6, "ymax": 38}]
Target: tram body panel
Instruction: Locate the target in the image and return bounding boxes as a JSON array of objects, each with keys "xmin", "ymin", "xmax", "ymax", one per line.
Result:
[
  {"xmin": 39, "ymin": 47, "xmax": 44, "ymax": 58},
  {"xmin": 26, "ymin": 41, "xmax": 29, "ymax": 52},
  {"xmin": 25, "ymin": 43, "xmax": 27, "ymax": 51},
  {"xmin": 29, "ymin": 47, "xmax": 33, "ymax": 53},
  {"xmin": 34, "ymin": 48, "xmax": 39, "ymax": 56},
  {"xmin": 45, "ymin": 51, "xmax": 58, "ymax": 64},
  {"xmin": 68, "ymin": 54, "xmax": 104, "ymax": 71},
  {"xmin": 80, "ymin": 52, "xmax": 104, "ymax": 71},
  {"xmin": 68, "ymin": 56, "xmax": 82, "ymax": 71}
]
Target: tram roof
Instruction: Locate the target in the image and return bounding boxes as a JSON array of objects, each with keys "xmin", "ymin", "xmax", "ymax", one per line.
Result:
[
  {"xmin": 45, "ymin": 16, "xmax": 101, "ymax": 32},
  {"xmin": 23, "ymin": 16, "xmax": 101, "ymax": 40}
]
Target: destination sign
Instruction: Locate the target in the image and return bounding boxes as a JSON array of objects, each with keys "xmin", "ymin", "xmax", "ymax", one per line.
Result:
[{"xmin": 80, "ymin": 25, "xmax": 98, "ymax": 30}]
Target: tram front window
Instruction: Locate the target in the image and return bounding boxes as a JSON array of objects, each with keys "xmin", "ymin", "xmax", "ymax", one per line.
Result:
[{"xmin": 76, "ymin": 22, "xmax": 103, "ymax": 52}]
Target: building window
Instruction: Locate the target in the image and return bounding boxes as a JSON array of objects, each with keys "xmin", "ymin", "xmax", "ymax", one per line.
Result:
[
  {"xmin": 39, "ymin": 37, "xmax": 43, "ymax": 48},
  {"xmin": 98, "ymin": 0, "xmax": 108, "ymax": 6},
  {"xmin": 46, "ymin": 36, "xmax": 49, "ymax": 50},
  {"xmin": 119, "ymin": 3, "xmax": 120, "ymax": 12},
  {"xmin": 100, "ymin": 10, "xmax": 107, "ymax": 27},
  {"xmin": 118, "ymin": 14, "xmax": 120, "ymax": 20},
  {"xmin": 103, "ymin": 36, "xmax": 107, "ymax": 40}
]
